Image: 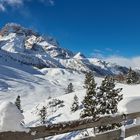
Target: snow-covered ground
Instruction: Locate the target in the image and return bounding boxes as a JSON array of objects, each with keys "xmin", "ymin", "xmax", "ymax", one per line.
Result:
[
  {"xmin": 0, "ymin": 63, "xmax": 85, "ymax": 111},
  {"xmin": 23, "ymin": 80, "xmax": 140, "ymax": 140},
  {"xmin": 0, "ymin": 23, "xmax": 140, "ymax": 139},
  {"xmin": 0, "ymin": 102, "xmax": 29, "ymax": 132},
  {"xmin": 0, "ymin": 58, "xmax": 140, "ymax": 139}
]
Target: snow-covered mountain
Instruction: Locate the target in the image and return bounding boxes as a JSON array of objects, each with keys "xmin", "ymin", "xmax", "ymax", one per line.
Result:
[
  {"xmin": 73, "ymin": 52, "xmax": 86, "ymax": 59},
  {"xmin": 0, "ymin": 23, "xmax": 130, "ymax": 114},
  {"xmin": 0, "ymin": 23, "xmax": 140, "ymax": 140},
  {"xmin": 0, "ymin": 23, "xmax": 128, "ymax": 75},
  {"xmin": 0, "ymin": 23, "xmax": 73, "ymax": 58}
]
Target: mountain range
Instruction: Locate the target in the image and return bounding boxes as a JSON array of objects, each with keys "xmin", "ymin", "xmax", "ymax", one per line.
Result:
[
  {"xmin": 0, "ymin": 23, "xmax": 128, "ymax": 76},
  {"xmin": 0, "ymin": 23, "xmax": 136, "ymax": 140}
]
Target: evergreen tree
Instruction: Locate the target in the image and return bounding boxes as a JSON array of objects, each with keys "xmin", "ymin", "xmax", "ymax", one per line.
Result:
[
  {"xmin": 80, "ymin": 72, "xmax": 98, "ymax": 119},
  {"xmin": 39, "ymin": 106, "xmax": 47, "ymax": 125},
  {"xmin": 97, "ymin": 76, "xmax": 123, "ymax": 132},
  {"xmin": 15, "ymin": 95, "xmax": 23, "ymax": 113},
  {"xmin": 83, "ymin": 72, "xmax": 91, "ymax": 89},
  {"xmin": 126, "ymin": 68, "xmax": 139, "ymax": 84},
  {"xmin": 71, "ymin": 95, "xmax": 79, "ymax": 112},
  {"xmin": 126, "ymin": 67, "xmax": 133, "ymax": 84},
  {"xmin": 133, "ymin": 71, "xmax": 140, "ymax": 83},
  {"xmin": 66, "ymin": 83, "xmax": 74, "ymax": 94}
]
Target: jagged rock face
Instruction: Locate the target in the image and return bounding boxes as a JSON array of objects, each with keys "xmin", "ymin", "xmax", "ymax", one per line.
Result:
[
  {"xmin": 0, "ymin": 23, "xmax": 73, "ymax": 58},
  {"xmin": 0, "ymin": 23, "xmax": 38, "ymax": 37},
  {"xmin": 0, "ymin": 23, "xmax": 128, "ymax": 75}
]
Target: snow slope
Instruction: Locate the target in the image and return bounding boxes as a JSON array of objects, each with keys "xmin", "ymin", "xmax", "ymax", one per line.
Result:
[
  {"xmin": 0, "ymin": 54, "xmax": 139, "ymax": 139},
  {"xmin": 0, "ymin": 23, "xmax": 139, "ymax": 139},
  {"xmin": 0, "ymin": 57, "xmax": 85, "ymax": 111},
  {"xmin": 23, "ymin": 75, "xmax": 140, "ymax": 140}
]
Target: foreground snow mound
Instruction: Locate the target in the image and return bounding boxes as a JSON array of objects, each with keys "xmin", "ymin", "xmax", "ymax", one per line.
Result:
[
  {"xmin": 126, "ymin": 136, "xmax": 140, "ymax": 140},
  {"xmin": 0, "ymin": 102, "xmax": 28, "ymax": 132},
  {"xmin": 118, "ymin": 97, "xmax": 140, "ymax": 114},
  {"xmin": 118, "ymin": 97, "xmax": 140, "ymax": 140}
]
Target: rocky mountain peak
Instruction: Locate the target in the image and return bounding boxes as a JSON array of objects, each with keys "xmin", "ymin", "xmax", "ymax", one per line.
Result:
[
  {"xmin": 0, "ymin": 23, "xmax": 74, "ymax": 59},
  {"xmin": 73, "ymin": 52, "xmax": 86, "ymax": 59},
  {"xmin": 0, "ymin": 23, "xmax": 128, "ymax": 75},
  {"xmin": 0, "ymin": 23, "xmax": 38, "ymax": 37}
]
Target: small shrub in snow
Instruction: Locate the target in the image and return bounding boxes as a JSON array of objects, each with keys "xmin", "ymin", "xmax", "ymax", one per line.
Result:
[
  {"xmin": 66, "ymin": 83, "xmax": 74, "ymax": 94},
  {"xmin": 15, "ymin": 95, "xmax": 23, "ymax": 113},
  {"xmin": 39, "ymin": 106, "xmax": 47, "ymax": 125},
  {"xmin": 48, "ymin": 98, "xmax": 64, "ymax": 108},
  {"xmin": 43, "ymin": 98, "xmax": 64, "ymax": 115},
  {"xmin": 48, "ymin": 96, "xmax": 52, "ymax": 99},
  {"xmin": 71, "ymin": 95, "xmax": 79, "ymax": 112}
]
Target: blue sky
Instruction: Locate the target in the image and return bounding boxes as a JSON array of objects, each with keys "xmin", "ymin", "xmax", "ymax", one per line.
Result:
[{"xmin": 0, "ymin": 0, "xmax": 140, "ymax": 59}]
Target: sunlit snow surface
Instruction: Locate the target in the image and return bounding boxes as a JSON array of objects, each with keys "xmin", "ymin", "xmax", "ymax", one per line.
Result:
[
  {"xmin": 0, "ymin": 23, "xmax": 137, "ymax": 139},
  {"xmin": 0, "ymin": 58, "xmax": 140, "ymax": 139},
  {"xmin": 0, "ymin": 102, "xmax": 28, "ymax": 132}
]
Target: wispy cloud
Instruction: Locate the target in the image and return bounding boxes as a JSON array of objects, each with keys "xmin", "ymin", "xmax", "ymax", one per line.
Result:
[
  {"xmin": 93, "ymin": 53, "xmax": 104, "ymax": 59},
  {"xmin": 39, "ymin": 0, "xmax": 55, "ymax": 6},
  {"xmin": 91, "ymin": 49, "xmax": 102, "ymax": 58},
  {"xmin": 0, "ymin": 0, "xmax": 23, "ymax": 12},
  {"xmin": 0, "ymin": 0, "xmax": 55, "ymax": 12},
  {"xmin": 93, "ymin": 49, "xmax": 103, "ymax": 53},
  {"xmin": 0, "ymin": 3, "xmax": 5, "ymax": 11},
  {"xmin": 105, "ymin": 48, "xmax": 113, "ymax": 52},
  {"xmin": 104, "ymin": 55, "xmax": 140, "ymax": 68},
  {"xmin": 91, "ymin": 48, "xmax": 140, "ymax": 68},
  {"xmin": 48, "ymin": 0, "xmax": 54, "ymax": 6},
  {"xmin": 2, "ymin": 0, "xmax": 23, "ymax": 6}
]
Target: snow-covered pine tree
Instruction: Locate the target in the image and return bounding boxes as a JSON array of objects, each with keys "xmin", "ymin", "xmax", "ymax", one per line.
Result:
[
  {"xmin": 132, "ymin": 71, "xmax": 140, "ymax": 84},
  {"xmin": 15, "ymin": 95, "xmax": 23, "ymax": 113},
  {"xmin": 71, "ymin": 95, "xmax": 79, "ymax": 112},
  {"xmin": 83, "ymin": 72, "xmax": 91, "ymax": 89},
  {"xmin": 39, "ymin": 106, "xmax": 47, "ymax": 125},
  {"xmin": 97, "ymin": 76, "xmax": 123, "ymax": 132},
  {"xmin": 66, "ymin": 83, "xmax": 74, "ymax": 94},
  {"xmin": 126, "ymin": 67, "xmax": 133, "ymax": 84},
  {"xmin": 80, "ymin": 72, "xmax": 98, "ymax": 119},
  {"xmin": 126, "ymin": 67, "xmax": 139, "ymax": 84}
]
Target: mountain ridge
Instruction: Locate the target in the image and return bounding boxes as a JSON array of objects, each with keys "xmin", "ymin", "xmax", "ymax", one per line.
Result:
[{"xmin": 0, "ymin": 23, "xmax": 128, "ymax": 76}]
